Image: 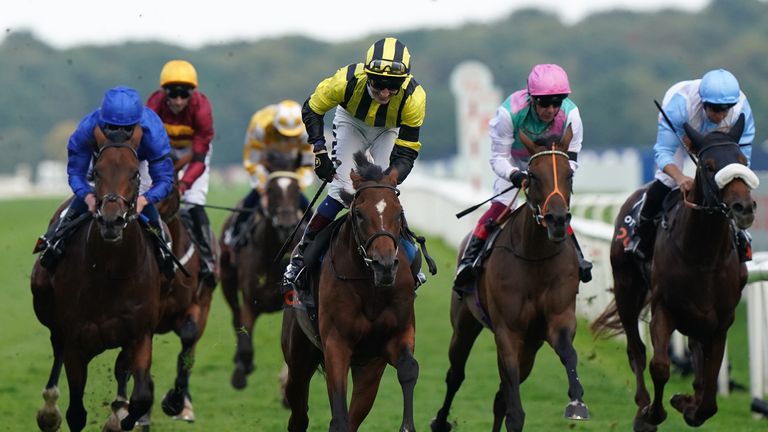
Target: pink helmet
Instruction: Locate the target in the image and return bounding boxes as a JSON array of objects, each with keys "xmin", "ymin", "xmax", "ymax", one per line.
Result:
[{"xmin": 527, "ymin": 64, "xmax": 571, "ymax": 96}]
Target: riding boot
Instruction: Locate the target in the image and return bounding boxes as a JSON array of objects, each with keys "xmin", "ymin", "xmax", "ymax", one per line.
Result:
[
  {"xmin": 225, "ymin": 189, "xmax": 261, "ymax": 248},
  {"xmin": 570, "ymin": 232, "xmax": 593, "ymax": 283},
  {"xmin": 453, "ymin": 235, "xmax": 486, "ymax": 292},
  {"xmin": 156, "ymin": 225, "xmax": 177, "ymax": 280},
  {"xmin": 282, "ymin": 213, "xmax": 334, "ymax": 298},
  {"xmin": 189, "ymin": 205, "xmax": 216, "ymax": 284},
  {"xmin": 37, "ymin": 206, "xmax": 82, "ymax": 271},
  {"xmin": 625, "ymin": 180, "xmax": 669, "ymax": 260}
]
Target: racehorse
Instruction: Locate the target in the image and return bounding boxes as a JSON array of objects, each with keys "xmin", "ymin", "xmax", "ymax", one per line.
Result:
[
  {"xmin": 431, "ymin": 128, "xmax": 590, "ymax": 432},
  {"xmin": 281, "ymin": 152, "xmax": 419, "ymax": 432},
  {"xmin": 591, "ymin": 115, "xmax": 756, "ymax": 431},
  {"xmin": 32, "ymin": 127, "xmax": 164, "ymax": 432},
  {"xmin": 220, "ymin": 156, "xmax": 304, "ymax": 391}
]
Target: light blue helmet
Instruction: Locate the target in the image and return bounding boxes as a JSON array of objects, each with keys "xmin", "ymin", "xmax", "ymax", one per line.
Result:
[
  {"xmin": 699, "ymin": 69, "xmax": 740, "ymax": 105},
  {"xmin": 99, "ymin": 86, "xmax": 143, "ymax": 126}
]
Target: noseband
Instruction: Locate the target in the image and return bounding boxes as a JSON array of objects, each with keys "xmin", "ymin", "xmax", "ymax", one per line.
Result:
[
  {"xmin": 526, "ymin": 148, "xmax": 570, "ymax": 225},
  {"xmin": 349, "ymin": 184, "xmax": 401, "ymax": 267},
  {"xmin": 683, "ymin": 141, "xmax": 741, "ymax": 216},
  {"xmin": 92, "ymin": 143, "xmax": 140, "ymax": 224}
]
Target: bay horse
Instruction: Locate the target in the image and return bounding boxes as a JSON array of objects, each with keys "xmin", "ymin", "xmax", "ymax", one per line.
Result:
[
  {"xmin": 281, "ymin": 152, "xmax": 418, "ymax": 432},
  {"xmin": 31, "ymin": 127, "xmax": 163, "ymax": 432},
  {"xmin": 591, "ymin": 115, "xmax": 757, "ymax": 431},
  {"xmin": 220, "ymin": 161, "xmax": 304, "ymax": 391},
  {"xmin": 431, "ymin": 128, "xmax": 590, "ymax": 432}
]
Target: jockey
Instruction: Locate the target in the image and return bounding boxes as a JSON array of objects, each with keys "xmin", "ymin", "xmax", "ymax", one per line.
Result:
[
  {"xmin": 625, "ymin": 68, "xmax": 755, "ymax": 260},
  {"xmin": 147, "ymin": 59, "xmax": 217, "ymax": 282},
  {"xmin": 453, "ymin": 64, "xmax": 593, "ymax": 293},
  {"xmin": 35, "ymin": 86, "xmax": 175, "ymax": 277},
  {"xmin": 224, "ymin": 100, "xmax": 313, "ymax": 247},
  {"xmin": 282, "ymin": 37, "xmax": 427, "ymax": 295}
]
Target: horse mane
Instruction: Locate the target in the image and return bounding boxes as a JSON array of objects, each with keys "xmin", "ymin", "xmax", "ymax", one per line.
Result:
[{"xmin": 339, "ymin": 152, "xmax": 385, "ymax": 206}]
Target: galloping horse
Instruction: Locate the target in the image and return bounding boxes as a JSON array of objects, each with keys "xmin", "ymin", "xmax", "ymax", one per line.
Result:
[
  {"xmin": 31, "ymin": 127, "xmax": 164, "ymax": 432},
  {"xmin": 592, "ymin": 115, "xmax": 756, "ymax": 431},
  {"xmin": 431, "ymin": 129, "xmax": 590, "ymax": 432},
  {"xmin": 220, "ymin": 155, "xmax": 304, "ymax": 390},
  {"xmin": 282, "ymin": 152, "xmax": 418, "ymax": 432}
]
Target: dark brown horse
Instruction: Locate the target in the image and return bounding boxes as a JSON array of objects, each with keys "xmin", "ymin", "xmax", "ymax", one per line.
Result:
[
  {"xmin": 592, "ymin": 115, "xmax": 756, "ymax": 431},
  {"xmin": 32, "ymin": 127, "xmax": 164, "ymax": 432},
  {"xmin": 281, "ymin": 152, "xmax": 418, "ymax": 432},
  {"xmin": 431, "ymin": 128, "xmax": 590, "ymax": 432},
  {"xmin": 220, "ymin": 166, "xmax": 304, "ymax": 390}
]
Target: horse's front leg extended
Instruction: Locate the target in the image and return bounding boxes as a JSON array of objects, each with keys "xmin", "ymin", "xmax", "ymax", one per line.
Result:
[
  {"xmin": 37, "ymin": 335, "xmax": 64, "ymax": 432},
  {"xmin": 672, "ymin": 335, "xmax": 726, "ymax": 427},
  {"xmin": 323, "ymin": 333, "xmax": 353, "ymax": 432},
  {"xmin": 644, "ymin": 306, "xmax": 673, "ymax": 427},
  {"xmin": 390, "ymin": 342, "xmax": 418, "ymax": 432},
  {"xmin": 349, "ymin": 360, "xmax": 387, "ymax": 431},
  {"xmin": 547, "ymin": 313, "xmax": 590, "ymax": 420},
  {"xmin": 121, "ymin": 334, "xmax": 154, "ymax": 431},
  {"xmin": 494, "ymin": 329, "xmax": 525, "ymax": 432},
  {"xmin": 162, "ymin": 313, "xmax": 199, "ymax": 419}
]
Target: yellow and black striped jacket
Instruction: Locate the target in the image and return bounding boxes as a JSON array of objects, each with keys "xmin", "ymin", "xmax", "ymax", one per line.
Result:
[{"xmin": 307, "ymin": 63, "xmax": 426, "ymax": 151}]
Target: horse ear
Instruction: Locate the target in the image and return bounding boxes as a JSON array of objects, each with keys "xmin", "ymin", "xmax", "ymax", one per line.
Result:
[
  {"xmin": 93, "ymin": 126, "xmax": 107, "ymax": 147},
  {"xmin": 682, "ymin": 122, "xmax": 704, "ymax": 150},
  {"xmin": 518, "ymin": 131, "xmax": 539, "ymax": 155},
  {"xmin": 130, "ymin": 125, "xmax": 143, "ymax": 149},
  {"xmin": 558, "ymin": 124, "xmax": 573, "ymax": 152},
  {"xmin": 350, "ymin": 168, "xmax": 362, "ymax": 189},
  {"xmin": 728, "ymin": 113, "xmax": 746, "ymax": 142}
]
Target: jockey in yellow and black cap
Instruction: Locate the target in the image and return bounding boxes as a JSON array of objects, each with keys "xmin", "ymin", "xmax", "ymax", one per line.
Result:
[{"xmin": 283, "ymin": 36, "xmax": 427, "ymax": 295}]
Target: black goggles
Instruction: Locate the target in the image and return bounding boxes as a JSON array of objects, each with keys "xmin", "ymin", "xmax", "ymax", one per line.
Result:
[
  {"xmin": 533, "ymin": 95, "xmax": 565, "ymax": 108},
  {"xmin": 366, "ymin": 59, "xmax": 408, "ymax": 75},
  {"xmin": 164, "ymin": 86, "xmax": 192, "ymax": 99},
  {"xmin": 103, "ymin": 124, "xmax": 136, "ymax": 133},
  {"xmin": 703, "ymin": 102, "xmax": 736, "ymax": 113},
  {"xmin": 367, "ymin": 78, "xmax": 402, "ymax": 93}
]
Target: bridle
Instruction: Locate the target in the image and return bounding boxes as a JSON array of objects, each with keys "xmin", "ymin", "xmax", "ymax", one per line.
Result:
[
  {"xmin": 349, "ymin": 183, "xmax": 401, "ymax": 268},
  {"xmin": 266, "ymin": 170, "xmax": 302, "ymax": 228},
  {"xmin": 526, "ymin": 147, "xmax": 571, "ymax": 226},
  {"xmin": 682, "ymin": 141, "xmax": 740, "ymax": 216},
  {"xmin": 92, "ymin": 143, "xmax": 140, "ymax": 226}
]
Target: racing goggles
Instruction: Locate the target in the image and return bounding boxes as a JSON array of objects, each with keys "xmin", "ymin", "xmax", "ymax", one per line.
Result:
[
  {"xmin": 533, "ymin": 95, "xmax": 565, "ymax": 108},
  {"xmin": 103, "ymin": 124, "xmax": 136, "ymax": 142},
  {"xmin": 164, "ymin": 85, "xmax": 192, "ymax": 99},
  {"xmin": 366, "ymin": 59, "xmax": 408, "ymax": 76},
  {"xmin": 703, "ymin": 102, "xmax": 736, "ymax": 113},
  {"xmin": 367, "ymin": 78, "xmax": 402, "ymax": 94}
]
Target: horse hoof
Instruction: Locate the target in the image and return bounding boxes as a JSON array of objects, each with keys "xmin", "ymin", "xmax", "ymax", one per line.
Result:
[
  {"xmin": 670, "ymin": 394, "xmax": 693, "ymax": 414},
  {"xmin": 37, "ymin": 387, "xmax": 62, "ymax": 432},
  {"xmin": 632, "ymin": 417, "xmax": 657, "ymax": 432},
  {"xmin": 161, "ymin": 390, "xmax": 185, "ymax": 416},
  {"xmin": 564, "ymin": 400, "xmax": 590, "ymax": 420},
  {"xmin": 172, "ymin": 396, "xmax": 195, "ymax": 423},
  {"xmin": 231, "ymin": 364, "xmax": 248, "ymax": 390},
  {"xmin": 429, "ymin": 417, "xmax": 454, "ymax": 432}
]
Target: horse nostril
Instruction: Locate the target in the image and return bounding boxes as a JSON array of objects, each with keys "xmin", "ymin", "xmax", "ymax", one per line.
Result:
[{"xmin": 732, "ymin": 202, "xmax": 744, "ymax": 213}]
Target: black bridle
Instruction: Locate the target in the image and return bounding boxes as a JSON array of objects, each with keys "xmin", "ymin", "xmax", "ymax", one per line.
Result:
[
  {"xmin": 686, "ymin": 141, "xmax": 741, "ymax": 216},
  {"xmin": 349, "ymin": 183, "xmax": 401, "ymax": 268},
  {"xmin": 92, "ymin": 143, "xmax": 140, "ymax": 225}
]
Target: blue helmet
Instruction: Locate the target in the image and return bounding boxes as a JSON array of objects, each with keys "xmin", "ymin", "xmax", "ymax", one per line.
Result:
[
  {"xmin": 99, "ymin": 86, "xmax": 143, "ymax": 126},
  {"xmin": 699, "ymin": 69, "xmax": 740, "ymax": 105}
]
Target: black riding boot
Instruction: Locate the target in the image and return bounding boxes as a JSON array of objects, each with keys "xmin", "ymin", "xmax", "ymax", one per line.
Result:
[
  {"xmin": 570, "ymin": 232, "xmax": 593, "ymax": 283},
  {"xmin": 453, "ymin": 235, "xmax": 486, "ymax": 292},
  {"xmin": 226, "ymin": 189, "xmax": 261, "ymax": 247},
  {"xmin": 155, "ymin": 225, "xmax": 177, "ymax": 280},
  {"xmin": 625, "ymin": 180, "xmax": 670, "ymax": 260},
  {"xmin": 189, "ymin": 205, "xmax": 216, "ymax": 284},
  {"xmin": 282, "ymin": 213, "xmax": 333, "ymax": 298},
  {"xmin": 36, "ymin": 206, "xmax": 83, "ymax": 271}
]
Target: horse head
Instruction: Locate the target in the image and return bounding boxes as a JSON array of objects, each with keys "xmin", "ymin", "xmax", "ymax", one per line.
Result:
[
  {"xmin": 91, "ymin": 125, "xmax": 142, "ymax": 242},
  {"xmin": 683, "ymin": 114, "xmax": 758, "ymax": 229},
  {"xmin": 265, "ymin": 170, "xmax": 302, "ymax": 243},
  {"xmin": 342, "ymin": 152, "xmax": 402, "ymax": 288},
  {"xmin": 518, "ymin": 126, "xmax": 574, "ymax": 241}
]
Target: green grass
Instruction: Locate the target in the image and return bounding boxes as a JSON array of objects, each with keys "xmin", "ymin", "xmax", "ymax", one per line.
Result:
[{"xmin": 0, "ymin": 188, "xmax": 765, "ymax": 431}]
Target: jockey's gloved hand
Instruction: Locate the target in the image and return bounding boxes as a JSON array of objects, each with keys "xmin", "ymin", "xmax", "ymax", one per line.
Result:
[
  {"xmin": 509, "ymin": 170, "xmax": 528, "ymax": 188},
  {"xmin": 312, "ymin": 140, "xmax": 335, "ymax": 182}
]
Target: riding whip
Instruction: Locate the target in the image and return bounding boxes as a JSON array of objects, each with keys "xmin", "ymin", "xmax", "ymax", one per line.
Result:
[
  {"xmin": 455, "ymin": 184, "xmax": 517, "ymax": 219},
  {"xmin": 138, "ymin": 214, "xmax": 192, "ymax": 277},
  {"xmin": 654, "ymin": 99, "xmax": 697, "ymax": 165},
  {"xmin": 180, "ymin": 200, "xmax": 255, "ymax": 213}
]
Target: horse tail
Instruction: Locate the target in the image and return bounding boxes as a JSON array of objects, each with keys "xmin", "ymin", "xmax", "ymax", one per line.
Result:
[{"xmin": 589, "ymin": 300, "xmax": 624, "ymax": 340}]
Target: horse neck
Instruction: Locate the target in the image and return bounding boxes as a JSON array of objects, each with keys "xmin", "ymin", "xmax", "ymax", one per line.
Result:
[{"xmin": 674, "ymin": 203, "xmax": 733, "ymax": 262}]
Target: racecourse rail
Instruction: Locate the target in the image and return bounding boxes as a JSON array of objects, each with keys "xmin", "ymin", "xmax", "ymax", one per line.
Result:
[{"xmin": 398, "ymin": 173, "xmax": 768, "ymax": 411}]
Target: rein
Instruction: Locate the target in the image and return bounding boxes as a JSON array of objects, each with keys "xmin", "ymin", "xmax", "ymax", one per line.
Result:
[
  {"xmin": 349, "ymin": 184, "xmax": 401, "ymax": 268},
  {"xmin": 683, "ymin": 141, "xmax": 741, "ymax": 216},
  {"xmin": 526, "ymin": 148, "xmax": 570, "ymax": 225},
  {"xmin": 92, "ymin": 143, "xmax": 140, "ymax": 225}
]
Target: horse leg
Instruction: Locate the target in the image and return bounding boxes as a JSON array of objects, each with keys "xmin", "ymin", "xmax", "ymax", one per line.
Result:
[
  {"xmin": 282, "ymin": 309, "xmax": 322, "ymax": 432},
  {"xmin": 389, "ymin": 344, "xmax": 419, "ymax": 432},
  {"xmin": 494, "ymin": 329, "xmax": 526, "ymax": 432},
  {"xmin": 641, "ymin": 306, "xmax": 674, "ymax": 428},
  {"xmin": 349, "ymin": 360, "xmax": 387, "ymax": 431},
  {"xmin": 62, "ymin": 350, "xmax": 88, "ymax": 432},
  {"xmin": 671, "ymin": 335, "xmax": 725, "ymax": 426},
  {"xmin": 37, "ymin": 335, "xmax": 64, "ymax": 432},
  {"xmin": 431, "ymin": 296, "xmax": 484, "ymax": 432},
  {"xmin": 547, "ymin": 312, "xmax": 590, "ymax": 420},
  {"xmin": 121, "ymin": 334, "xmax": 155, "ymax": 431},
  {"xmin": 162, "ymin": 313, "xmax": 199, "ymax": 419},
  {"xmin": 323, "ymin": 335, "xmax": 353, "ymax": 432},
  {"xmin": 232, "ymin": 287, "xmax": 257, "ymax": 390},
  {"xmin": 103, "ymin": 349, "xmax": 132, "ymax": 432}
]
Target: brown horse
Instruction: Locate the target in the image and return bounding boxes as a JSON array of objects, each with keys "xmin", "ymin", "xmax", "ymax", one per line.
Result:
[
  {"xmin": 591, "ymin": 115, "xmax": 756, "ymax": 431},
  {"xmin": 220, "ymin": 166, "xmax": 304, "ymax": 390},
  {"xmin": 431, "ymin": 129, "xmax": 590, "ymax": 432},
  {"xmin": 281, "ymin": 152, "xmax": 418, "ymax": 432},
  {"xmin": 32, "ymin": 127, "xmax": 164, "ymax": 432}
]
